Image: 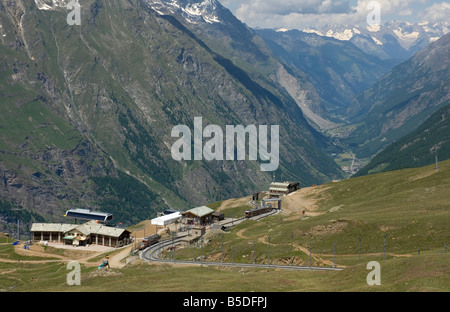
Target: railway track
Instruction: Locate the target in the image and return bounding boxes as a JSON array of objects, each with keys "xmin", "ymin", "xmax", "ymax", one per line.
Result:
[{"xmin": 140, "ymin": 218, "xmax": 343, "ymax": 272}]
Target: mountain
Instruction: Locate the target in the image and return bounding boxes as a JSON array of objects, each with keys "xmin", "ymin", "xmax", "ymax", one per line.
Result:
[
  {"xmin": 355, "ymin": 103, "xmax": 450, "ymax": 176},
  {"xmin": 302, "ymin": 21, "xmax": 449, "ymax": 61},
  {"xmin": 255, "ymin": 28, "xmax": 397, "ymax": 118},
  {"xmin": 146, "ymin": 0, "xmax": 224, "ymax": 24},
  {"xmin": 341, "ymin": 32, "xmax": 450, "ymax": 159},
  {"xmin": 0, "ymin": 0, "xmax": 344, "ymax": 231},
  {"xmin": 146, "ymin": 0, "xmax": 337, "ymax": 131}
]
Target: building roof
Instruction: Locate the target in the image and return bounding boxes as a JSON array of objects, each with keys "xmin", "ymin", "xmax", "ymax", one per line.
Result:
[
  {"xmin": 182, "ymin": 206, "xmax": 214, "ymax": 218},
  {"xmin": 30, "ymin": 223, "xmax": 77, "ymax": 233},
  {"xmin": 71, "ymin": 224, "xmax": 91, "ymax": 236},
  {"xmin": 65, "ymin": 208, "xmax": 113, "ymax": 223},
  {"xmin": 270, "ymin": 182, "xmax": 292, "ymax": 188},
  {"xmin": 31, "ymin": 221, "xmax": 130, "ymax": 238},
  {"xmin": 151, "ymin": 212, "xmax": 182, "ymax": 226},
  {"xmin": 269, "ymin": 182, "xmax": 300, "ymax": 192}
]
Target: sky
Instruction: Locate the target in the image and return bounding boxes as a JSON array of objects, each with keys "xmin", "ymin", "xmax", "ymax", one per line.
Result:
[{"xmin": 219, "ymin": 0, "xmax": 450, "ymax": 29}]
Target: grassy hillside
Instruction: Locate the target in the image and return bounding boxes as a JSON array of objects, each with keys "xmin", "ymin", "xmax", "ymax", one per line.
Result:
[
  {"xmin": 1, "ymin": 160, "xmax": 449, "ymax": 292},
  {"xmin": 356, "ymin": 103, "xmax": 450, "ymax": 176},
  {"xmin": 171, "ymin": 159, "xmax": 450, "ymax": 267}
]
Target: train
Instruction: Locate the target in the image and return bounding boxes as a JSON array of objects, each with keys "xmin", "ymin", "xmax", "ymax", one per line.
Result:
[
  {"xmin": 138, "ymin": 234, "xmax": 161, "ymax": 250},
  {"xmin": 245, "ymin": 206, "xmax": 272, "ymax": 218}
]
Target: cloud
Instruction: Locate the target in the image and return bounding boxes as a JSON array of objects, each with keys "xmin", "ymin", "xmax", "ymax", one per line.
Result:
[
  {"xmin": 419, "ymin": 2, "xmax": 450, "ymax": 23},
  {"xmin": 399, "ymin": 8, "xmax": 413, "ymax": 16},
  {"xmin": 231, "ymin": 0, "xmax": 353, "ymax": 16},
  {"xmin": 220, "ymin": 0, "xmax": 446, "ymax": 29}
]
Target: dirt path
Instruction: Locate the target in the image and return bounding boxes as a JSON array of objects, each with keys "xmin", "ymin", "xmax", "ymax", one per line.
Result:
[
  {"xmin": 292, "ymin": 243, "xmax": 337, "ymax": 267},
  {"xmin": 281, "ymin": 186, "xmax": 330, "ymax": 221},
  {"xmin": 235, "ymin": 229, "xmax": 339, "ymax": 267},
  {"xmin": 108, "ymin": 245, "xmax": 133, "ymax": 269},
  {"xmin": 236, "ymin": 229, "xmax": 248, "ymax": 239},
  {"xmin": 0, "ymin": 243, "xmax": 131, "ymax": 268}
]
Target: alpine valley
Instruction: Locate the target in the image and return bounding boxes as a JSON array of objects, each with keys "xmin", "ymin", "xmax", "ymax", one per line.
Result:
[
  {"xmin": 0, "ymin": 0, "xmax": 449, "ymax": 233},
  {"xmin": 0, "ymin": 0, "xmax": 344, "ymax": 231}
]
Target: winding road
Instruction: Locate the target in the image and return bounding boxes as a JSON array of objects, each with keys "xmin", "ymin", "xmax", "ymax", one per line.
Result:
[
  {"xmin": 140, "ymin": 237, "xmax": 342, "ymax": 271},
  {"xmin": 140, "ymin": 211, "xmax": 343, "ymax": 272}
]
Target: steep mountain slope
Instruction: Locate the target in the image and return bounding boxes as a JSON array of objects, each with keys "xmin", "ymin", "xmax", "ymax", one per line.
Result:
[
  {"xmin": 355, "ymin": 103, "xmax": 450, "ymax": 176},
  {"xmin": 342, "ymin": 33, "xmax": 450, "ymax": 158},
  {"xmin": 0, "ymin": 0, "xmax": 344, "ymax": 231},
  {"xmin": 255, "ymin": 29, "xmax": 397, "ymax": 117},
  {"xmin": 148, "ymin": 0, "xmax": 336, "ymax": 130},
  {"xmin": 0, "ymin": 0, "xmax": 172, "ymax": 229}
]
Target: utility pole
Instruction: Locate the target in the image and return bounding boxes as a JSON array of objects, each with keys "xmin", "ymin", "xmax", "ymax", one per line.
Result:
[
  {"xmin": 200, "ymin": 238, "xmax": 203, "ymax": 262},
  {"xmin": 435, "ymin": 152, "xmax": 439, "ymax": 172},
  {"xmin": 232, "ymin": 246, "xmax": 234, "ymax": 264},
  {"xmin": 221, "ymin": 234, "xmax": 224, "ymax": 263},
  {"xmin": 309, "ymin": 245, "xmax": 312, "ymax": 268},
  {"xmin": 431, "ymin": 147, "xmax": 439, "ymax": 172},
  {"xmin": 358, "ymin": 235, "xmax": 362, "ymax": 264},
  {"xmin": 253, "ymin": 241, "xmax": 256, "ymax": 264},
  {"xmin": 333, "ymin": 242, "xmax": 336, "ymax": 268},
  {"xmin": 171, "ymin": 232, "xmax": 175, "ymax": 261},
  {"xmin": 12, "ymin": 207, "xmax": 25, "ymax": 241},
  {"xmin": 290, "ymin": 233, "xmax": 293, "ymax": 266}
]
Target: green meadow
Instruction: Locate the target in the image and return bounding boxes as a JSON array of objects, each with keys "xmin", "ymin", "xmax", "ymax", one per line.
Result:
[{"xmin": 1, "ymin": 160, "xmax": 449, "ymax": 292}]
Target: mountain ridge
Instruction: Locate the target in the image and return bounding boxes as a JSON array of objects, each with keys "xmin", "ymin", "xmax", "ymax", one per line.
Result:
[
  {"xmin": 299, "ymin": 20, "xmax": 449, "ymax": 60},
  {"xmin": 355, "ymin": 103, "xmax": 450, "ymax": 176},
  {"xmin": 341, "ymin": 32, "xmax": 450, "ymax": 159},
  {"xmin": 0, "ymin": 0, "xmax": 344, "ymax": 232}
]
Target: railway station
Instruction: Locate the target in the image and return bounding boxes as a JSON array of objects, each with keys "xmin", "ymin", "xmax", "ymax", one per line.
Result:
[{"xmin": 30, "ymin": 220, "xmax": 132, "ymax": 248}]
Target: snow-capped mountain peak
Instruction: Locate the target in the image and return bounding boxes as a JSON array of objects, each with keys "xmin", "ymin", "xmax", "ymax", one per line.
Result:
[
  {"xmin": 303, "ymin": 21, "xmax": 448, "ymax": 45},
  {"xmin": 301, "ymin": 21, "xmax": 449, "ymax": 60},
  {"xmin": 146, "ymin": 0, "xmax": 223, "ymax": 24},
  {"xmin": 34, "ymin": 0, "xmax": 70, "ymax": 11}
]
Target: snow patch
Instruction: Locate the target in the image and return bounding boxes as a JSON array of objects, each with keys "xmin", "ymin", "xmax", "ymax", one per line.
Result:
[
  {"xmin": 303, "ymin": 29, "xmax": 324, "ymax": 36},
  {"xmin": 371, "ymin": 36, "xmax": 383, "ymax": 45},
  {"xmin": 34, "ymin": 0, "xmax": 70, "ymax": 11},
  {"xmin": 393, "ymin": 29, "xmax": 419, "ymax": 40},
  {"xmin": 367, "ymin": 24, "xmax": 380, "ymax": 32},
  {"xmin": 147, "ymin": 0, "xmax": 222, "ymax": 24},
  {"xmin": 332, "ymin": 29, "xmax": 354, "ymax": 41}
]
